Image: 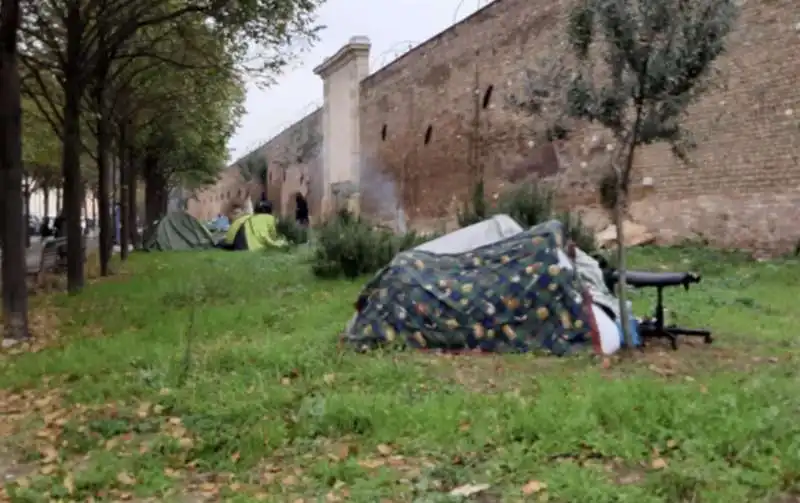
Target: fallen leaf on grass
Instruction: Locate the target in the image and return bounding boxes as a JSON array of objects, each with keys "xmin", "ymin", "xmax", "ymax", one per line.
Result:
[
  {"xmin": 329, "ymin": 443, "xmax": 356, "ymax": 461},
  {"xmin": 376, "ymin": 444, "xmax": 392, "ymax": 456},
  {"xmin": 136, "ymin": 402, "xmax": 151, "ymax": 418},
  {"xmin": 116, "ymin": 472, "xmax": 136, "ymax": 485},
  {"xmin": 40, "ymin": 464, "xmax": 57, "ymax": 475},
  {"xmin": 650, "ymin": 457, "xmax": 668, "ymax": 470},
  {"xmin": 522, "ymin": 480, "xmax": 546, "ymax": 495},
  {"xmin": 40, "ymin": 445, "xmax": 59, "ymax": 463},
  {"xmin": 63, "ymin": 473, "xmax": 75, "ymax": 494},
  {"xmin": 199, "ymin": 482, "xmax": 219, "ymax": 495},
  {"xmin": 450, "ymin": 483, "xmax": 490, "ymax": 497},
  {"xmin": 164, "ymin": 467, "xmax": 181, "ymax": 478},
  {"xmin": 357, "ymin": 458, "xmax": 386, "ymax": 469}
]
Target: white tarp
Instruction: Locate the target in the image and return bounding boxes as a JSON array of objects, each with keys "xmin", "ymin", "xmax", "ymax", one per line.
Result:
[{"xmin": 414, "ymin": 214, "xmax": 524, "ymax": 254}]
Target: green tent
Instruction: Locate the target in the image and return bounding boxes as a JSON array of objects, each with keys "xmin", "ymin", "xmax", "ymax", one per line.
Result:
[
  {"xmin": 218, "ymin": 213, "xmax": 288, "ymax": 251},
  {"xmin": 144, "ymin": 211, "xmax": 216, "ymax": 251}
]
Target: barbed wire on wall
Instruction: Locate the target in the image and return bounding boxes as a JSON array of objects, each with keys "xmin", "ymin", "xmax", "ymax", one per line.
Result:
[
  {"xmin": 369, "ymin": 40, "xmax": 420, "ymax": 72},
  {"xmin": 452, "ymin": 0, "xmax": 492, "ymax": 23},
  {"xmin": 238, "ymin": 99, "xmax": 323, "ymax": 160}
]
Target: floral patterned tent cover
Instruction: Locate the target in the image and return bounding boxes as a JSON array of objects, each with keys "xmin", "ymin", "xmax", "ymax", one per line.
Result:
[{"xmin": 343, "ymin": 221, "xmax": 595, "ymax": 355}]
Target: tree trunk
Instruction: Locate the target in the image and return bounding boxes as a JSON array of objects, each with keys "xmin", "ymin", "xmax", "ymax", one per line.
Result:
[
  {"xmin": 613, "ymin": 170, "xmax": 632, "ymax": 350},
  {"xmin": 82, "ymin": 193, "xmax": 88, "ymax": 235},
  {"xmin": 614, "ymin": 107, "xmax": 644, "ymax": 352},
  {"xmin": 23, "ymin": 176, "xmax": 30, "ymax": 247},
  {"xmin": 56, "ymin": 188, "xmax": 62, "ymax": 213},
  {"xmin": 42, "ymin": 183, "xmax": 50, "ymax": 217},
  {"xmin": 61, "ymin": 81, "xmax": 85, "ymax": 294},
  {"xmin": 119, "ymin": 141, "xmax": 129, "ymax": 260},
  {"xmin": 143, "ymin": 154, "xmax": 167, "ymax": 228},
  {"xmin": 127, "ymin": 148, "xmax": 139, "ymax": 248},
  {"xmin": 0, "ymin": 0, "xmax": 29, "ymax": 340},
  {"xmin": 95, "ymin": 95, "xmax": 113, "ymax": 275}
]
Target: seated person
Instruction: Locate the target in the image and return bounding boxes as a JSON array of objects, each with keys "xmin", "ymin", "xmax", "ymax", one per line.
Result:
[
  {"xmin": 212, "ymin": 213, "xmax": 230, "ymax": 231},
  {"xmin": 217, "ymin": 201, "xmax": 287, "ymax": 251}
]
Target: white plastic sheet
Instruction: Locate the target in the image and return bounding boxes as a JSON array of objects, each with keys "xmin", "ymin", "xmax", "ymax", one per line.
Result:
[{"xmin": 414, "ymin": 214, "xmax": 524, "ymax": 254}]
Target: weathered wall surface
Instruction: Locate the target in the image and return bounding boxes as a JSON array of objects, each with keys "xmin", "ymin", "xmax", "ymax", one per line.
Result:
[
  {"xmin": 187, "ymin": 167, "xmax": 249, "ymax": 221},
  {"xmin": 187, "ymin": 108, "xmax": 323, "ymax": 221},
  {"xmin": 359, "ymin": 0, "xmax": 800, "ymax": 253}
]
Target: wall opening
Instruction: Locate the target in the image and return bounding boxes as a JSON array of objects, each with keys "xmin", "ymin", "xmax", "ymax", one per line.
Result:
[
  {"xmin": 424, "ymin": 125, "xmax": 433, "ymax": 145},
  {"xmin": 381, "ymin": 124, "xmax": 387, "ymax": 140},
  {"xmin": 482, "ymin": 85, "xmax": 494, "ymax": 109}
]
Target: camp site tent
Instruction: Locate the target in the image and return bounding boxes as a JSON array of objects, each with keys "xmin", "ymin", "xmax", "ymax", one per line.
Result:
[
  {"xmin": 143, "ymin": 211, "xmax": 216, "ymax": 251},
  {"xmin": 220, "ymin": 213, "xmax": 287, "ymax": 251},
  {"xmin": 342, "ymin": 216, "xmax": 625, "ymax": 356}
]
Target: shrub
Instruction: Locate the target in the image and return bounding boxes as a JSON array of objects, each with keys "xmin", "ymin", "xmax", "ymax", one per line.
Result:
[
  {"xmin": 311, "ymin": 210, "xmax": 431, "ymax": 279},
  {"xmin": 457, "ymin": 178, "xmax": 488, "ymax": 228},
  {"xmin": 494, "ymin": 183, "xmax": 554, "ymax": 228},
  {"xmin": 458, "ymin": 179, "xmax": 598, "ymax": 253},
  {"xmin": 556, "ymin": 210, "xmax": 597, "ymax": 254},
  {"xmin": 276, "ymin": 217, "xmax": 309, "ymax": 245}
]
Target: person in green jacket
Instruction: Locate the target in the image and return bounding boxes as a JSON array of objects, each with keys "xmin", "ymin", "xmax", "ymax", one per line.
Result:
[{"xmin": 218, "ymin": 201, "xmax": 287, "ymax": 251}]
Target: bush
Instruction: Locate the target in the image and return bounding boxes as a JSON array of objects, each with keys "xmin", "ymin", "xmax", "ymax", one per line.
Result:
[
  {"xmin": 311, "ymin": 210, "xmax": 432, "ymax": 279},
  {"xmin": 457, "ymin": 178, "xmax": 488, "ymax": 228},
  {"xmin": 494, "ymin": 183, "xmax": 554, "ymax": 227},
  {"xmin": 556, "ymin": 210, "xmax": 597, "ymax": 254},
  {"xmin": 276, "ymin": 217, "xmax": 309, "ymax": 245},
  {"xmin": 458, "ymin": 180, "xmax": 598, "ymax": 253}
]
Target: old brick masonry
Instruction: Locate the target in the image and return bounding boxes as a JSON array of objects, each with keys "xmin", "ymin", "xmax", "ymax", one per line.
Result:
[{"xmin": 192, "ymin": 0, "xmax": 800, "ymax": 255}]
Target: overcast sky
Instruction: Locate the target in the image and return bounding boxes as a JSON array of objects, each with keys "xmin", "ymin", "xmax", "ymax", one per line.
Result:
[{"xmin": 227, "ymin": 0, "xmax": 492, "ymax": 163}]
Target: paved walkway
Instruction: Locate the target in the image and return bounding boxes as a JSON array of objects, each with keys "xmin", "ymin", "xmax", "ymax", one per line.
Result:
[{"xmin": 0, "ymin": 235, "xmax": 100, "ymax": 272}]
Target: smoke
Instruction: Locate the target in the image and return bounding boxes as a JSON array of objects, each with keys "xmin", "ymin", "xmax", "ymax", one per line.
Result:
[{"xmin": 358, "ymin": 156, "xmax": 407, "ymax": 232}]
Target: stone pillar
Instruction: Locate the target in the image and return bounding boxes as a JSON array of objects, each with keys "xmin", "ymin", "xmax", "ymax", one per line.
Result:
[{"xmin": 313, "ymin": 36, "xmax": 371, "ymax": 218}]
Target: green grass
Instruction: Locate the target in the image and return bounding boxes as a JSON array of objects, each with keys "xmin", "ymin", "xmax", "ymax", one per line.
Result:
[{"xmin": 2, "ymin": 246, "xmax": 800, "ymax": 502}]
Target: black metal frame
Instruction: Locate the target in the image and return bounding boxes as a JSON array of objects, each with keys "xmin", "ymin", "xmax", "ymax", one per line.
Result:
[
  {"xmin": 637, "ymin": 284, "xmax": 713, "ymax": 350},
  {"xmin": 603, "ymin": 269, "xmax": 714, "ymax": 350}
]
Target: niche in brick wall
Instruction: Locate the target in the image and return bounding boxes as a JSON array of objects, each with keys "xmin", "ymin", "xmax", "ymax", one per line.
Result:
[
  {"xmin": 381, "ymin": 124, "xmax": 387, "ymax": 140},
  {"xmin": 424, "ymin": 125, "xmax": 433, "ymax": 145},
  {"xmin": 482, "ymin": 85, "xmax": 493, "ymax": 109}
]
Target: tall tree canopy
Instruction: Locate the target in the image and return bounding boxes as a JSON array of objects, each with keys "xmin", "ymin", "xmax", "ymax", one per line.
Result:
[{"xmin": 15, "ymin": 0, "xmax": 324, "ymax": 291}]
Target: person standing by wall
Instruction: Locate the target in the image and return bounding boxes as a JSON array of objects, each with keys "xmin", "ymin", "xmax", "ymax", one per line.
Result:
[{"xmin": 295, "ymin": 192, "xmax": 309, "ymax": 226}]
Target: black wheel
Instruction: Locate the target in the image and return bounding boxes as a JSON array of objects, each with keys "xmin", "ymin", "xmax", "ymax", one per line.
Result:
[
  {"xmin": 670, "ymin": 336, "xmax": 679, "ymax": 350},
  {"xmin": 704, "ymin": 334, "xmax": 713, "ymax": 344}
]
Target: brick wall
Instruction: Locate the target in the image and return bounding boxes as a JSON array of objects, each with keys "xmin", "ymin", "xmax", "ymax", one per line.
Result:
[
  {"xmin": 358, "ymin": 0, "xmax": 800, "ymax": 253},
  {"xmin": 187, "ymin": 108, "xmax": 323, "ymax": 221}
]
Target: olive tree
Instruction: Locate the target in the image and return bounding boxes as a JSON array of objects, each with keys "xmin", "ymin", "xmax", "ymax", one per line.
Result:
[{"xmin": 515, "ymin": 0, "xmax": 738, "ymax": 348}]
